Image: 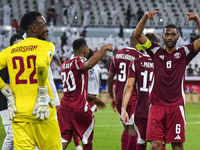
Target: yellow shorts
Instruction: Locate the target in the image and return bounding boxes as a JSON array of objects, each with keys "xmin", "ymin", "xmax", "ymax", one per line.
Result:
[{"xmin": 12, "ymin": 119, "xmax": 62, "ymax": 150}]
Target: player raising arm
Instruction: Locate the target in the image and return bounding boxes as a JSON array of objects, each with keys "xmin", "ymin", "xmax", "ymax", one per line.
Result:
[
  {"xmin": 57, "ymin": 38, "xmax": 112, "ymax": 150},
  {"xmin": 134, "ymin": 11, "xmax": 200, "ymax": 150}
]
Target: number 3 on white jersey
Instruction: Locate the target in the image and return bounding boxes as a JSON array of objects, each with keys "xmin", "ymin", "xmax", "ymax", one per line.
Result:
[{"xmin": 61, "ymin": 71, "xmax": 76, "ymax": 92}]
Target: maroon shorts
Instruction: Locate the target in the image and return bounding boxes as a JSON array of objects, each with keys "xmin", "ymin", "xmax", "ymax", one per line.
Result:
[
  {"xmin": 57, "ymin": 109, "xmax": 94, "ymax": 145},
  {"xmin": 146, "ymin": 105, "xmax": 185, "ymax": 143},
  {"xmin": 116, "ymin": 104, "xmax": 135, "ymax": 125},
  {"xmin": 134, "ymin": 115, "xmax": 148, "ymax": 144}
]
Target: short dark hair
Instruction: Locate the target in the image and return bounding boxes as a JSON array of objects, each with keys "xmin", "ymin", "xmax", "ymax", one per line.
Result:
[
  {"xmin": 145, "ymin": 33, "xmax": 159, "ymax": 43},
  {"xmin": 72, "ymin": 38, "xmax": 87, "ymax": 51},
  {"xmin": 20, "ymin": 11, "xmax": 42, "ymax": 31},
  {"xmin": 163, "ymin": 24, "xmax": 178, "ymax": 34},
  {"xmin": 86, "ymin": 48, "xmax": 94, "ymax": 59},
  {"xmin": 10, "ymin": 34, "xmax": 23, "ymax": 46}
]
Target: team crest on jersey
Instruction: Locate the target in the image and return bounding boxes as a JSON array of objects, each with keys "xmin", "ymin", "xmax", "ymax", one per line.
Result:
[{"xmin": 174, "ymin": 52, "xmax": 181, "ymax": 59}]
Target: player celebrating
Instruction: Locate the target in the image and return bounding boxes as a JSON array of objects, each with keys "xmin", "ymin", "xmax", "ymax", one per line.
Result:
[
  {"xmin": 121, "ymin": 33, "xmax": 166, "ymax": 150},
  {"xmin": 107, "ymin": 31, "xmax": 143, "ymax": 150},
  {"xmin": 57, "ymin": 38, "xmax": 112, "ymax": 150},
  {"xmin": 0, "ymin": 12, "xmax": 62, "ymax": 150},
  {"xmin": 134, "ymin": 11, "xmax": 200, "ymax": 150}
]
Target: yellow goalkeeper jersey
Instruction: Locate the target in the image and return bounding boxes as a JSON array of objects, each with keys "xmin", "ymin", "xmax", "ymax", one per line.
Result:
[{"xmin": 0, "ymin": 37, "xmax": 56, "ymax": 123}]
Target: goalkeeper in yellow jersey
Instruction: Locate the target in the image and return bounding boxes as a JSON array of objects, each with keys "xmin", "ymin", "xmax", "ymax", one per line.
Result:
[{"xmin": 0, "ymin": 11, "xmax": 62, "ymax": 150}]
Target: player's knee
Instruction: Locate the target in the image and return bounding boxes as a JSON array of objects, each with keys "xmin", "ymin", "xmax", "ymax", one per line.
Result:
[
  {"xmin": 171, "ymin": 142, "xmax": 183, "ymax": 150},
  {"xmin": 151, "ymin": 141, "xmax": 162, "ymax": 150}
]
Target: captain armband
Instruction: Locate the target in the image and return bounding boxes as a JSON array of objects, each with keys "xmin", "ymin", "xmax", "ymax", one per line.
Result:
[{"xmin": 136, "ymin": 38, "xmax": 152, "ymax": 50}]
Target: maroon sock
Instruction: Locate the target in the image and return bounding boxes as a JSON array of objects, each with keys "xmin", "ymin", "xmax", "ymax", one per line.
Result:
[
  {"xmin": 128, "ymin": 136, "xmax": 137, "ymax": 150},
  {"xmin": 72, "ymin": 132, "xmax": 80, "ymax": 147},
  {"xmin": 161, "ymin": 144, "xmax": 166, "ymax": 150},
  {"xmin": 83, "ymin": 143, "xmax": 92, "ymax": 150},
  {"xmin": 136, "ymin": 144, "xmax": 146, "ymax": 150},
  {"xmin": 121, "ymin": 131, "xmax": 129, "ymax": 150}
]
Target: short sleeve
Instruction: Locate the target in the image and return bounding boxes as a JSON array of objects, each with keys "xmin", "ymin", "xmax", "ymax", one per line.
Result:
[{"xmin": 127, "ymin": 61, "xmax": 136, "ymax": 79}]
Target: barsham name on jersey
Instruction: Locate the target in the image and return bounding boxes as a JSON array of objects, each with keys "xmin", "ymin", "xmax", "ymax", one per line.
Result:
[{"xmin": 11, "ymin": 45, "xmax": 38, "ymax": 53}]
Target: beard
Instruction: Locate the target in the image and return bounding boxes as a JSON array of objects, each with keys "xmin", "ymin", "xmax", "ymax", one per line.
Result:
[{"xmin": 164, "ymin": 40, "xmax": 177, "ymax": 49}]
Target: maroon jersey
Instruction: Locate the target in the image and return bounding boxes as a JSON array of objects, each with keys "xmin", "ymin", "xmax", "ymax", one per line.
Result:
[
  {"xmin": 109, "ymin": 47, "xmax": 142, "ymax": 105},
  {"xmin": 59, "ymin": 56, "xmax": 90, "ymax": 111},
  {"xmin": 146, "ymin": 42, "xmax": 198, "ymax": 106},
  {"xmin": 128, "ymin": 55, "xmax": 153, "ymax": 118}
]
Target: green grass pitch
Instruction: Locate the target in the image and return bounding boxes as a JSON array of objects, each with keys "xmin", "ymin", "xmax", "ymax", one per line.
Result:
[{"xmin": 0, "ymin": 104, "xmax": 200, "ymax": 149}]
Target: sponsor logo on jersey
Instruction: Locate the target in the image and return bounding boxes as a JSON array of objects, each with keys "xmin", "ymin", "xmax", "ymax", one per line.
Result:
[
  {"xmin": 174, "ymin": 52, "xmax": 181, "ymax": 59},
  {"xmin": 174, "ymin": 135, "xmax": 181, "ymax": 140},
  {"xmin": 159, "ymin": 55, "xmax": 164, "ymax": 60},
  {"xmin": 11, "ymin": 45, "xmax": 38, "ymax": 53}
]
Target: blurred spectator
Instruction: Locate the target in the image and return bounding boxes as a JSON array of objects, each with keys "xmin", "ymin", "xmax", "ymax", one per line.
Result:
[
  {"xmin": 37, "ymin": 0, "xmax": 46, "ymax": 16},
  {"xmin": 136, "ymin": 7, "xmax": 144, "ymax": 23},
  {"xmin": 60, "ymin": 32, "xmax": 68, "ymax": 48},
  {"xmin": 62, "ymin": 5, "xmax": 68, "ymax": 25},
  {"xmin": 48, "ymin": 22, "xmax": 55, "ymax": 42},
  {"xmin": 52, "ymin": 9, "xmax": 57, "ymax": 26},
  {"xmin": 68, "ymin": 2, "xmax": 76, "ymax": 24},
  {"xmin": 187, "ymin": 64, "xmax": 193, "ymax": 76},
  {"xmin": 70, "ymin": 31, "xmax": 80, "ymax": 44},
  {"xmin": 98, "ymin": 60, "xmax": 105, "ymax": 68},
  {"xmin": 153, "ymin": 27, "xmax": 161, "ymax": 43},
  {"xmin": 100, "ymin": 8, "xmax": 108, "ymax": 18},
  {"xmin": 156, "ymin": 0, "xmax": 164, "ymax": 10},
  {"xmin": 46, "ymin": 8, "xmax": 53, "ymax": 25},
  {"xmin": 118, "ymin": 23, "xmax": 124, "ymax": 38},
  {"xmin": 8, "ymin": 27, "xmax": 17, "ymax": 38},
  {"xmin": 0, "ymin": 4, "xmax": 11, "ymax": 25},
  {"xmin": 82, "ymin": 8, "xmax": 90, "ymax": 27},
  {"xmin": 179, "ymin": 27, "xmax": 183, "ymax": 38},
  {"xmin": 126, "ymin": 4, "xmax": 133, "ymax": 28},
  {"xmin": 12, "ymin": 19, "xmax": 19, "ymax": 32},
  {"xmin": 108, "ymin": 7, "xmax": 118, "ymax": 19},
  {"xmin": 3, "ymin": 34, "xmax": 10, "ymax": 48},
  {"xmin": 0, "ymin": 32, "xmax": 4, "ymax": 47},
  {"xmin": 62, "ymin": 43, "xmax": 72, "ymax": 60},
  {"xmin": 194, "ymin": 64, "xmax": 199, "ymax": 76},
  {"xmin": 80, "ymin": 26, "xmax": 87, "ymax": 37},
  {"xmin": 101, "ymin": 67, "xmax": 108, "ymax": 84},
  {"xmin": 105, "ymin": 57, "xmax": 112, "ymax": 71},
  {"xmin": 182, "ymin": 37, "xmax": 190, "ymax": 45},
  {"xmin": 190, "ymin": 29, "xmax": 198, "ymax": 43}
]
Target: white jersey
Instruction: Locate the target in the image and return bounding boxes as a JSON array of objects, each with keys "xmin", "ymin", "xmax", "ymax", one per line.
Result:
[{"xmin": 88, "ymin": 64, "xmax": 101, "ymax": 95}]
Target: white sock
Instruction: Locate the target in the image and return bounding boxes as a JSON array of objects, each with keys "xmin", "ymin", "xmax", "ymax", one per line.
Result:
[{"xmin": 76, "ymin": 145, "xmax": 83, "ymax": 150}]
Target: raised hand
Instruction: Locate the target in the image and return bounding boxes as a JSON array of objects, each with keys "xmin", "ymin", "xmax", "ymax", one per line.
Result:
[
  {"xmin": 146, "ymin": 11, "xmax": 159, "ymax": 20},
  {"xmin": 186, "ymin": 13, "xmax": 198, "ymax": 22}
]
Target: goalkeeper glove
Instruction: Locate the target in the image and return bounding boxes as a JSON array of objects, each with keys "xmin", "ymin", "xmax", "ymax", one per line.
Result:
[
  {"xmin": 1, "ymin": 85, "xmax": 17, "ymax": 120},
  {"xmin": 32, "ymin": 86, "xmax": 55, "ymax": 120}
]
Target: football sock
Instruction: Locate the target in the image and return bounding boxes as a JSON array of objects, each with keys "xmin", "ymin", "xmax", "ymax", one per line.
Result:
[
  {"xmin": 73, "ymin": 132, "xmax": 80, "ymax": 147},
  {"xmin": 136, "ymin": 144, "xmax": 146, "ymax": 150},
  {"xmin": 76, "ymin": 145, "xmax": 83, "ymax": 150},
  {"xmin": 161, "ymin": 144, "xmax": 166, "ymax": 150},
  {"xmin": 121, "ymin": 131, "xmax": 129, "ymax": 150},
  {"xmin": 128, "ymin": 136, "xmax": 137, "ymax": 150},
  {"xmin": 83, "ymin": 143, "xmax": 92, "ymax": 150}
]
